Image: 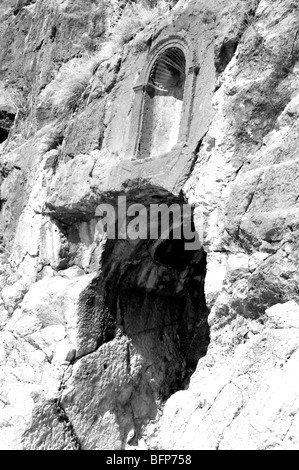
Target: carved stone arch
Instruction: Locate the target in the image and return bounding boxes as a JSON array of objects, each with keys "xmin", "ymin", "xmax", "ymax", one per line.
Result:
[
  {"xmin": 141, "ymin": 35, "xmax": 196, "ymax": 84},
  {"xmin": 126, "ymin": 35, "xmax": 199, "ymax": 159}
]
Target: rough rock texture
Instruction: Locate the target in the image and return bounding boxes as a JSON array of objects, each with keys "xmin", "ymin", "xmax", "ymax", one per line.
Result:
[{"xmin": 0, "ymin": 0, "xmax": 299, "ymax": 450}]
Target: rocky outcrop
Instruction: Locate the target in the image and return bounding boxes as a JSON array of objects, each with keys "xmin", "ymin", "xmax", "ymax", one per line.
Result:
[{"xmin": 0, "ymin": 0, "xmax": 299, "ymax": 450}]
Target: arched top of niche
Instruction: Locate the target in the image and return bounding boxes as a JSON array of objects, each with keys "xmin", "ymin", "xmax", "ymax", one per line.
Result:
[
  {"xmin": 136, "ymin": 34, "xmax": 198, "ymax": 89},
  {"xmin": 148, "ymin": 47, "xmax": 186, "ymax": 95}
]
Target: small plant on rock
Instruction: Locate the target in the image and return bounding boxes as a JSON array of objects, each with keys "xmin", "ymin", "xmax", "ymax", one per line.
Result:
[
  {"xmin": 113, "ymin": 1, "xmax": 164, "ymax": 48},
  {"xmin": 51, "ymin": 58, "xmax": 96, "ymax": 117}
]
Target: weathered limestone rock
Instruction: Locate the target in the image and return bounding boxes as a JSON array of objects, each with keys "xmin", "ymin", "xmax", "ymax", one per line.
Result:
[
  {"xmin": 154, "ymin": 301, "xmax": 299, "ymax": 450},
  {"xmin": 0, "ymin": 0, "xmax": 299, "ymax": 450}
]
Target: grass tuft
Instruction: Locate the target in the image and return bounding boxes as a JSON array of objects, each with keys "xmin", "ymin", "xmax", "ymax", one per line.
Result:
[
  {"xmin": 50, "ymin": 2, "xmax": 169, "ymax": 117},
  {"xmin": 113, "ymin": 2, "xmax": 164, "ymax": 48},
  {"xmin": 51, "ymin": 60, "xmax": 93, "ymax": 116}
]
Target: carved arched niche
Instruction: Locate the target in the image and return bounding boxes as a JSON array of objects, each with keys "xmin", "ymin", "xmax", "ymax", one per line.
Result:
[
  {"xmin": 139, "ymin": 47, "xmax": 186, "ymax": 158},
  {"xmin": 126, "ymin": 37, "xmax": 198, "ymax": 159}
]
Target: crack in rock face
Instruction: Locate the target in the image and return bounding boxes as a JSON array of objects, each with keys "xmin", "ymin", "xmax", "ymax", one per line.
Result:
[{"xmin": 0, "ymin": 111, "xmax": 15, "ymax": 144}]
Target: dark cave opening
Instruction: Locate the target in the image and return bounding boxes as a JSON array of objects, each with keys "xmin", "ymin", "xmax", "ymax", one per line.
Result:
[
  {"xmin": 98, "ymin": 213, "xmax": 210, "ymax": 399},
  {"xmin": 153, "ymin": 237, "xmax": 197, "ymax": 272},
  {"xmin": 117, "ymin": 240, "xmax": 209, "ymax": 398},
  {"xmin": 0, "ymin": 128, "xmax": 9, "ymax": 144},
  {"xmin": 0, "ymin": 111, "xmax": 16, "ymax": 144},
  {"xmin": 215, "ymin": 39, "xmax": 239, "ymax": 75}
]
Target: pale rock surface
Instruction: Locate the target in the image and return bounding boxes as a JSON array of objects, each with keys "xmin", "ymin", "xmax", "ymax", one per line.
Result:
[{"xmin": 153, "ymin": 300, "xmax": 299, "ymax": 450}]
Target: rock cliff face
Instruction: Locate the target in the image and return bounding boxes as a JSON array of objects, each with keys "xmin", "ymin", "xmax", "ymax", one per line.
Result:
[{"xmin": 0, "ymin": 0, "xmax": 299, "ymax": 450}]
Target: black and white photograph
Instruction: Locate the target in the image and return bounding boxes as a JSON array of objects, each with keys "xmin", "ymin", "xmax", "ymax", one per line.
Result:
[{"xmin": 0, "ymin": 0, "xmax": 298, "ymax": 453}]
